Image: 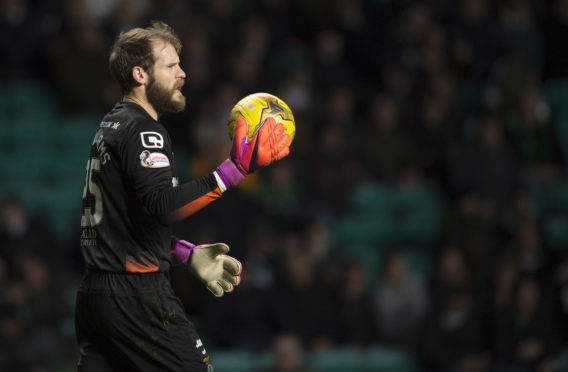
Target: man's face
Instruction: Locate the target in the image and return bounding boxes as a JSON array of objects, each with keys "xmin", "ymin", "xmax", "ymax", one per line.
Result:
[{"xmin": 146, "ymin": 42, "xmax": 186, "ymax": 117}]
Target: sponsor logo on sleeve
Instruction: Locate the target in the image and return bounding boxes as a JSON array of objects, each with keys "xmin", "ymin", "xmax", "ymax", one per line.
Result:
[
  {"xmin": 100, "ymin": 121, "xmax": 120, "ymax": 129},
  {"xmin": 139, "ymin": 150, "xmax": 170, "ymax": 168},
  {"xmin": 140, "ymin": 131, "xmax": 164, "ymax": 148}
]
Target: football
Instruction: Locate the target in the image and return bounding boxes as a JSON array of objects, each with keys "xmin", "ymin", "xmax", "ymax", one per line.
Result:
[{"xmin": 228, "ymin": 92, "xmax": 295, "ymax": 147}]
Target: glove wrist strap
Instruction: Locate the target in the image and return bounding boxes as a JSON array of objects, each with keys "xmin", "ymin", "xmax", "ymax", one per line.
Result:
[
  {"xmin": 215, "ymin": 158, "xmax": 246, "ymax": 190},
  {"xmin": 171, "ymin": 240, "xmax": 195, "ymax": 266}
]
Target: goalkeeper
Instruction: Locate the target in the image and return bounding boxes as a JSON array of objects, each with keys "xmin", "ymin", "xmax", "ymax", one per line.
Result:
[{"xmin": 74, "ymin": 21, "xmax": 290, "ymax": 372}]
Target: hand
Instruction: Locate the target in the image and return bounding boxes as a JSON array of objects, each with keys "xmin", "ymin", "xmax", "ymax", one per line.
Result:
[
  {"xmin": 172, "ymin": 240, "xmax": 242, "ymax": 297},
  {"xmin": 231, "ymin": 116, "xmax": 290, "ymax": 175},
  {"xmin": 215, "ymin": 117, "xmax": 290, "ymax": 188}
]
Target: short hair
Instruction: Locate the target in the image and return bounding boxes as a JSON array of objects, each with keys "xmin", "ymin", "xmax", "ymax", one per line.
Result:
[{"xmin": 109, "ymin": 21, "xmax": 182, "ymax": 94}]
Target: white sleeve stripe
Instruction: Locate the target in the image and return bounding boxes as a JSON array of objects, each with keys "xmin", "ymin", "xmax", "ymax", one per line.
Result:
[{"xmin": 213, "ymin": 171, "xmax": 227, "ymax": 193}]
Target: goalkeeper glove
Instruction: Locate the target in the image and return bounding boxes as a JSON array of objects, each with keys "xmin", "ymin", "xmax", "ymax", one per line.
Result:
[
  {"xmin": 171, "ymin": 240, "xmax": 242, "ymax": 297},
  {"xmin": 215, "ymin": 116, "xmax": 290, "ymax": 189}
]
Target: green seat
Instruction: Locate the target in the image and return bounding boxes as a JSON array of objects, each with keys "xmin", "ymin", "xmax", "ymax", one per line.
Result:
[
  {"xmin": 390, "ymin": 185, "xmax": 444, "ymax": 247},
  {"xmin": 307, "ymin": 347, "xmax": 419, "ymax": 372},
  {"xmin": 404, "ymin": 248, "xmax": 432, "ymax": 277},
  {"xmin": 0, "ymin": 152, "xmax": 51, "ymax": 185},
  {"xmin": 344, "ymin": 183, "xmax": 444, "ymax": 249},
  {"xmin": 363, "ymin": 346, "xmax": 420, "ymax": 372},
  {"xmin": 209, "ymin": 350, "xmax": 272, "ymax": 372},
  {"xmin": 308, "ymin": 349, "xmax": 366, "ymax": 372},
  {"xmin": 208, "ymin": 347, "xmax": 419, "ymax": 372},
  {"xmin": 532, "ymin": 182, "xmax": 568, "ymax": 216},
  {"xmin": 0, "ymin": 117, "xmax": 51, "ymax": 153},
  {"xmin": 332, "ymin": 216, "xmax": 392, "ymax": 246},
  {"xmin": 172, "ymin": 146, "xmax": 190, "ymax": 183},
  {"xmin": 543, "ymin": 79, "xmax": 568, "ymax": 114},
  {"xmin": 555, "ymin": 346, "xmax": 568, "ymax": 371},
  {"xmin": 552, "ymin": 115, "xmax": 568, "ymax": 162},
  {"xmin": 0, "ymin": 81, "xmax": 60, "ymax": 120},
  {"xmin": 51, "ymin": 117, "xmax": 96, "ymax": 154},
  {"xmin": 543, "ymin": 215, "xmax": 568, "ymax": 249},
  {"xmin": 350, "ymin": 184, "xmax": 392, "ymax": 218}
]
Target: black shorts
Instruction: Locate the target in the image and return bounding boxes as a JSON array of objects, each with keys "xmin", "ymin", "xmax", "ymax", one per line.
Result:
[{"xmin": 75, "ymin": 271, "xmax": 212, "ymax": 372}]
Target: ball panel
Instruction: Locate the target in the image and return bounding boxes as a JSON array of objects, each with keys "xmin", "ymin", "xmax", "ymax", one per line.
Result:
[{"xmin": 227, "ymin": 93, "xmax": 295, "ymax": 147}]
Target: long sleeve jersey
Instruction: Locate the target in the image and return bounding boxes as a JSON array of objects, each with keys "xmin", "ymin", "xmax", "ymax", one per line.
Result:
[{"xmin": 80, "ymin": 101, "xmax": 222, "ymax": 273}]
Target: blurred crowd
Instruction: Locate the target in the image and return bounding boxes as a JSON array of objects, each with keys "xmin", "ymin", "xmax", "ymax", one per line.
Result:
[{"xmin": 2, "ymin": 0, "xmax": 568, "ymax": 371}]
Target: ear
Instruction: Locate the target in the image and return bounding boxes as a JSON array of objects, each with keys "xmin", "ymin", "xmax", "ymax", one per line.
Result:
[{"xmin": 131, "ymin": 66, "xmax": 147, "ymax": 85}]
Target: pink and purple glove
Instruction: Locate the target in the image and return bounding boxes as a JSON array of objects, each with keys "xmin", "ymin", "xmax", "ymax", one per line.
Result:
[
  {"xmin": 216, "ymin": 116, "xmax": 290, "ymax": 189},
  {"xmin": 171, "ymin": 240, "xmax": 242, "ymax": 297}
]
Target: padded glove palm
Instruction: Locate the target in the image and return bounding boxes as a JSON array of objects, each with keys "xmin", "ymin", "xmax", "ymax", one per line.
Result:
[{"xmin": 172, "ymin": 240, "xmax": 242, "ymax": 297}]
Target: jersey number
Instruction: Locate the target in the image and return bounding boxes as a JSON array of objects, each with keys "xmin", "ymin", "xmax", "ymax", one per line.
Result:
[{"xmin": 81, "ymin": 158, "xmax": 103, "ymax": 227}]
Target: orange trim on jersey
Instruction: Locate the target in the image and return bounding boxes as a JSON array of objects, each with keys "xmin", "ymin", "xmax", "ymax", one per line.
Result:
[
  {"xmin": 172, "ymin": 188, "xmax": 222, "ymax": 221},
  {"xmin": 125, "ymin": 255, "xmax": 160, "ymax": 273}
]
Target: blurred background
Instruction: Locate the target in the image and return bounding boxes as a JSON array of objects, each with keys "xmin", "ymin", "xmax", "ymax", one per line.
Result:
[{"xmin": 3, "ymin": 0, "xmax": 568, "ymax": 371}]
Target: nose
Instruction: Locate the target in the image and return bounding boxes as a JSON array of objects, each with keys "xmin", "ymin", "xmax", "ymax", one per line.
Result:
[{"xmin": 177, "ymin": 66, "xmax": 186, "ymax": 79}]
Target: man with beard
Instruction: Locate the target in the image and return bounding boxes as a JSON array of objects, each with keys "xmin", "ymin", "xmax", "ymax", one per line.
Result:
[{"xmin": 74, "ymin": 21, "xmax": 290, "ymax": 371}]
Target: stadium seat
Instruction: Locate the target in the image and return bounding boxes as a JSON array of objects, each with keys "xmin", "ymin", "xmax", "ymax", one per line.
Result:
[
  {"xmin": 544, "ymin": 79, "xmax": 568, "ymax": 162},
  {"xmin": 308, "ymin": 348, "xmax": 366, "ymax": 372},
  {"xmin": 350, "ymin": 184, "xmax": 392, "ymax": 217},
  {"xmin": 555, "ymin": 346, "xmax": 568, "ymax": 371},
  {"xmin": 340, "ymin": 183, "xmax": 443, "ymax": 249},
  {"xmin": 543, "ymin": 215, "xmax": 568, "ymax": 250},
  {"xmin": 390, "ymin": 185, "xmax": 443, "ymax": 247},
  {"xmin": 51, "ymin": 116, "xmax": 97, "ymax": 154},
  {"xmin": 0, "ymin": 81, "xmax": 60, "ymax": 121},
  {"xmin": 532, "ymin": 182, "xmax": 568, "ymax": 215},
  {"xmin": 332, "ymin": 216, "xmax": 391, "ymax": 246},
  {"xmin": 531, "ymin": 182, "xmax": 568, "ymax": 249},
  {"xmin": 209, "ymin": 350, "xmax": 272, "ymax": 372},
  {"xmin": 363, "ymin": 346, "xmax": 420, "ymax": 372},
  {"xmin": 543, "ymin": 79, "xmax": 568, "ymax": 116},
  {"xmin": 209, "ymin": 347, "xmax": 419, "ymax": 372},
  {"xmin": 2, "ymin": 117, "xmax": 50, "ymax": 152}
]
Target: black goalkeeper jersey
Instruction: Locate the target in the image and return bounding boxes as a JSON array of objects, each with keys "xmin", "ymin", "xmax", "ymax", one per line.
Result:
[{"xmin": 80, "ymin": 101, "xmax": 222, "ymax": 273}]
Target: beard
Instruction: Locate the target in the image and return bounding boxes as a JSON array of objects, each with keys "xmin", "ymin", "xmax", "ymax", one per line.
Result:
[{"xmin": 146, "ymin": 73, "xmax": 186, "ymax": 117}]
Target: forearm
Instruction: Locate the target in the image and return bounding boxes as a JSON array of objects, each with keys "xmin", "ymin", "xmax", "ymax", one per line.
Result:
[{"xmin": 142, "ymin": 173, "xmax": 222, "ymax": 224}]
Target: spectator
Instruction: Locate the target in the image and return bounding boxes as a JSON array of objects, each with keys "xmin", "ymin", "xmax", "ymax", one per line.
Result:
[
  {"xmin": 448, "ymin": 113, "xmax": 523, "ymax": 216},
  {"xmin": 373, "ymin": 249, "xmax": 428, "ymax": 347},
  {"xmin": 306, "ymin": 113, "xmax": 358, "ymax": 216},
  {"xmin": 504, "ymin": 80, "xmax": 564, "ymax": 187},
  {"xmin": 543, "ymin": 0, "xmax": 568, "ymax": 79},
  {"xmin": 419, "ymin": 287, "xmax": 491, "ymax": 372},
  {"xmin": 254, "ymin": 158, "xmax": 303, "ymax": 222},
  {"xmin": 0, "ymin": 197, "xmax": 61, "ymax": 270},
  {"xmin": 257, "ymin": 333, "xmax": 314, "ymax": 372},
  {"xmin": 428, "ymin": 246, "xmax": 476, "ymax": 309},
  {"xmin": 551, "ymin": 251, "xmax": 568, "ymax": 341},
  {"xmin": 0, "ymin": 0, "xmax": 51, "ymax": 81},
  {"xmin": 441, "ymin": 191, "xmax": 498, "ymax": 277},
  {"xmin": 509, "ymin": 219, "xmax": 549, "ymax": 277},
  {"xmin": 495, "ymin": 0, "xmax": 543, "ymax": 76},
  {"xmin": 334, "ymin": 260, "xmax": 378, "ymax": 346},
  {"xmin": 266, "ymin": 248, "xmax": 335, "ymax": 351},
  {"xmin": 47, "ymin": 18, "xmax": 117, "ymax": 114},
  {"xmin": 200, "ymin": 268, "xmax": 272, "ymax": 350},
  {"xmin": 410, "ymin": 91, "xmax": 456, "ymax": 187},
  {"xmin": 447, "ymin": 0, "xmax": 497, "ymax": 79},
  {"xmin": 491, "ymin": 276, "xmax": 562, "ymax": 371},
  {"xmin": 360, "ymin": 93, "xmax": 415, "ymax": 182}
]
